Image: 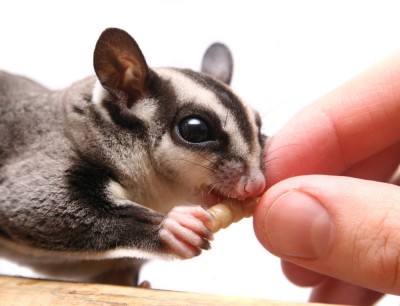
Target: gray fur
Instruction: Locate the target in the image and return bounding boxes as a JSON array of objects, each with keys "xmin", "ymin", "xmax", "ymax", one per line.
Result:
[{"xmin": 0, "ymin": 28, "xmax": 265, "ymax": 285}]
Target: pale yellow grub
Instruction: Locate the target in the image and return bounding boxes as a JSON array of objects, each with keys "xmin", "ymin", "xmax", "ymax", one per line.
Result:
[{"xmin": 208, "ymin": 198, "xmax": 259, "ymax": 233}]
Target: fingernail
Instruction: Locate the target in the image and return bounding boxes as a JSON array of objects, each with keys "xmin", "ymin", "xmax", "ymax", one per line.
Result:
[{"xmin": 265, "ymin": 190, "xmax": 331, "ymax": 259}]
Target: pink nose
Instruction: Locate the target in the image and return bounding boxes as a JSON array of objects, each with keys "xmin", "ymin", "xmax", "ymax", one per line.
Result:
[{"xmin": 244, "ymin": 177, "xmax": 266, "ymax": 198}]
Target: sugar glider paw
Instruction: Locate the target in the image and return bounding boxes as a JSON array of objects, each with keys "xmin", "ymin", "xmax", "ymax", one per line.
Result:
[
  {"xmin": 139, "ymin": 280, "xmax": 151, "ymax": 289},
  {"xmin": 159, "ymin": 206, "xmax": 215, "ymax": 259}
]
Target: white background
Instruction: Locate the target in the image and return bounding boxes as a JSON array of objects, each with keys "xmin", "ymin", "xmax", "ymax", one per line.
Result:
[{"xmin": 1, "ymin": 1, "xmax": 400, "ymax": 304}]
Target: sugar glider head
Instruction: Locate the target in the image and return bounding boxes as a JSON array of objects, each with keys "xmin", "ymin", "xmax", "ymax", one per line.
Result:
[{"xmin": 93, "ymin": 28, "xmax": 266, "ymax": 207}]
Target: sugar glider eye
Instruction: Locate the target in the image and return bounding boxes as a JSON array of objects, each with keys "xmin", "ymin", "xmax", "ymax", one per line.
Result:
[{"xmin": 178, "ymin": 116, "xmax": 214, "ymax": 143}]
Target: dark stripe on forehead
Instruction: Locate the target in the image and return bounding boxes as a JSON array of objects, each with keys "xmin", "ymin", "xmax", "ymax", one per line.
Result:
[
  {"xmin": 147, "ymin": 69, "xmax": 178, "ymax": 121},
  {"xmin": 176, "ymin": 68, "xmax": 254, "ymax": 148}
]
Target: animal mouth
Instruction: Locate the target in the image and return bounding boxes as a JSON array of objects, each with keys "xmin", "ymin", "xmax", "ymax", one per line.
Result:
[
  {"xmin": 198, "ymin": 175, "xmax": 266, "ymax": 207},
  {"xmin": 198, "ymin": 185, "xmax": 243, "ymax": 208}
]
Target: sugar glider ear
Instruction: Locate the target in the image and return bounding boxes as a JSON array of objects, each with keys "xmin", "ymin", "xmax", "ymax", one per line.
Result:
[
  {"xmin": 201, "ymin": 42, "xmax": 233, "ymax": 85},
  {"xmin": 93, "ymin": 28, "xmax": 149, "ymax": 104}
]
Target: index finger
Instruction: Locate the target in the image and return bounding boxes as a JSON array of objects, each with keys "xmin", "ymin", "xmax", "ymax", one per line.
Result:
[{"xmin": 265, "ymin": 51, "xmax": 400, "ymax": 187}]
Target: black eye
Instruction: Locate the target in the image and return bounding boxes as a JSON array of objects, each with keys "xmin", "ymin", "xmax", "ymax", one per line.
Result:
[{"xmin": 178, "ymin": 117, "xmax": 214, "ymax": 143}]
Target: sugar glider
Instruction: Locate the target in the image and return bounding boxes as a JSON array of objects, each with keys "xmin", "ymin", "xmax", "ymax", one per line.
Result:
[{"xmin": 0, "ymin": 28, "xmax": 266, "ymax": 285}]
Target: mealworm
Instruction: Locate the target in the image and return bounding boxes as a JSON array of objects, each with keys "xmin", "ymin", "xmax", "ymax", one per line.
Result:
[{"xmin": 208, "ymin": 198, "xmax": 259, "ymax": 233}]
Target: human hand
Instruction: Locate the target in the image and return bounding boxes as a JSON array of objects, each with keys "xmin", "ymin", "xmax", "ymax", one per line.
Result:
[{"xmin": 253, "ymin": 51, "xmax": 400, "ymax": 305}]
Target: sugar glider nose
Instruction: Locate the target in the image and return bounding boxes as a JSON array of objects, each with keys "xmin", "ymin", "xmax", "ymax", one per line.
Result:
[{"xmin": 244, "ymin": 175, "xmax": 266, "ymax": 198}]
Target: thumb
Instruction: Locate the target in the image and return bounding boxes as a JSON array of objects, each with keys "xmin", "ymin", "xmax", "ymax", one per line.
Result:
[{"xmin": 253, "ymin": 175, "xmax": 400, "ymax": 295}]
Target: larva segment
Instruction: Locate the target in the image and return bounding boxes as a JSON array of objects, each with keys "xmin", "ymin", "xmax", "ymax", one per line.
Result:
[{"xmin": 207, "ymin": 198, "xmax": 258, "ymax": 233}]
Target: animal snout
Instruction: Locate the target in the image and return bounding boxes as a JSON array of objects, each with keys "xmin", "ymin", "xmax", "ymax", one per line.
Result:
[
  {"xmin": 243, "ymin": 174, "xmax": 266, "ymax": 198},
  {"xmin": 244, "ymin": 177, "xmax": 265, "ymax": 198},
  {"xmin": 214, "ymin": 159, "xmax": 266, "ymax": 200},
  {"xmin": 233, "ymin": 170, "xmax": 266, "ymax": 200}
]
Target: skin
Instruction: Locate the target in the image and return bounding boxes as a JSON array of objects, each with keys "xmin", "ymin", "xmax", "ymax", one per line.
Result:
[{"xmin": 253, "ymin": 51, "xmax": 400, "ymax": 305}]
